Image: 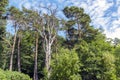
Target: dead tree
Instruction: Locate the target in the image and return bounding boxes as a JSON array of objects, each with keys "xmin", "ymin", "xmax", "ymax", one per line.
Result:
[{"xmin": 38, "ymin": 5, "xmax": 59, "ymax": 78}]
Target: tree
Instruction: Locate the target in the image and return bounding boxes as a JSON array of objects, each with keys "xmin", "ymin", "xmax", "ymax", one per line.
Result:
[
  {"xmin": 63, "ymin": 6, "xmax": 98, "ymax": 49},
  {"xmin": 114, "ymin": 46, "xmax": 120, "ymax": 80},
  {"xmin": 20, "ymin": 30, "xmax": 35, "ymax": 78},
  {"xmin": 50, "ymin": 48, "xmax": 81, "ymax": 80},
  {"xmin": 101, "ymin": 52, "xmax": 116, "ymax": 80},
  {"xmin": 113, "ymin": 38, "xmax": 120, "ymax": 47},
  {"xmin": 23, "ymin": 6, "xmax": 60, "ymax": 78},
  {"xmin": 17, "ymin": 29, "xmax": 22, "ymax": 72},
  {"xmin": 33, "ymin": 31, "xmax": 39, "ymax": 80},
  {"xmin": 8, "ymin": 6, "xmax": 25, "ymax": 71},
  {"xmin": 75, "ymin": 34, "xmax": 116, "ymax": 80},
  {"xmin": 0, "ymin": 0, "xmax": 8, "ymax": 16},
  {"xmin": 41, "ymin": 13, "xmax": 59, "ymax": 78},
  {"xmin": 76, "ymin": 40, "xmax": 102, "ymax": 80},
  {"xmin": 22, "ymin": 8, "xmax": 42, "ymax": 80},
  {"xmin": 0, "ymin": 0, "xmax": 8, "ymax": 69}
]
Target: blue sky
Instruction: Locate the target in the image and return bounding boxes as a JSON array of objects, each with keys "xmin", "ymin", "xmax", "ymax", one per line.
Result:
[{"xmin": 8, "ymin": 0, "xmax": 120, "ymax": 39}]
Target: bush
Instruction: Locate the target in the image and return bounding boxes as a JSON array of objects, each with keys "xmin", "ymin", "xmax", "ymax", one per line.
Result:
[
  {"xmin": 0, "ymin": 69, "xmax": 6, "ymax": 80},
  {"xmin": 50, "ymin": 48, "xmax": 81, "ymax": 80},
  {"xmin": 0, "ymin": 69, "xmax": 31, "ymax": 80}
]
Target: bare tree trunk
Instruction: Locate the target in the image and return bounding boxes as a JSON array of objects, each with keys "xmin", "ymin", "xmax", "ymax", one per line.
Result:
[
  {"xmin": 9, "ymin": 29, "xmax": 17, "ymax": 71},
  {"xmin": 17, "ymin": 34, "xmax": 21, "ymax": 72},
  {"xmin": 45, "ymin": 43, "xmax": 51, "ymax": 78},
  {"xmin": 33, "ymin": 32, "xmax": 38, "ymax": 80},
  {"xmin": 48, "ymin": 44, "xmax": 51, "ymax": 77},
  {"xmin": 45, "ymin": 51, "xmax": 49, "ymax": 71}
]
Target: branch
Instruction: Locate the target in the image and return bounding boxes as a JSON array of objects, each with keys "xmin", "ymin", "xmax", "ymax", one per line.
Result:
[{"xmin": 1, "ymin": 37, "xmax": 12, "ymax": 47}]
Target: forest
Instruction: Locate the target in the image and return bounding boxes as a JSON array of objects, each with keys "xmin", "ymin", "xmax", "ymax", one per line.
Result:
[{"xmin": 0, "ymin": 0, "xmax": 120, "ymax": 80}]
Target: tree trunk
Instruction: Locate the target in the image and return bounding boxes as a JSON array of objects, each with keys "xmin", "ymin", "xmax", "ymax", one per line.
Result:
[
  {"xmin": 77, "ymin": 23, "xmax": 81, "ymax": 39},
  {"xmin": 9, "ymin": 30, "xmax": 17, "ymax": 71},
  {"xmin": 33, "ymin": 32, "xmax": 38, "ymax": 80},
  {"xmin": 45, "ymin": 43, "xmax": 51, "ymax": 78},
  {"xmin": 17, "ymin": 34, "xmax": 21, "ymax": 72},
  {"xmin": 45, "ymin": 51, "xmax": 49, "ymax": 71}
]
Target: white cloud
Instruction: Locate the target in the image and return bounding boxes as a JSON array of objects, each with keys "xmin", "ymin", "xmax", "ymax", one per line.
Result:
[
  {"xmin": 9, "ymin": 0, "xmax": 120, "ymax": 39},
  {"xmin": 68, "ymin": 0, "xmax": 120, "ymax": 39},
  {"xmin": 24, "ymin": 2, "xmax": 31, "ymax": 9},
  {"xmin": 105, "ymin": 28, "xmax": 120, "ymax": 39},
  {"xmin": 116, "ymin": 0, "xmax": 120, "ymax": 5},
  {"xmin": 112, "ymin": 6, "xmax": 120, "ymax": 17},
  {"xmin": 112, "ymin": 12, "xmax": 117, "ymax": 17},
  {"xmin": 118, "ymin": 6, "xmax": 120, "ymax": 16},
  {"xmin": 58, "ymin": 0, "xmax": 65, "ymax": 3},
  {"xmin": 104, "ymin": 17, "xmax": 120, "ymax": 39}
]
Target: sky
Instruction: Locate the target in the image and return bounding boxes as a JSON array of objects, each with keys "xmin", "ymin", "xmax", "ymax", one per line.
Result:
[{"xmin": 8, "ymin": 0, "xmax": 120, "ymax": 39}]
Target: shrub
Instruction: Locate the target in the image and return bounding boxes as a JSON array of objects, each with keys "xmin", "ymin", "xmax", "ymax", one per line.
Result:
[
  {"xmin": 0, "ymin": 69, "xmax": 6, "ymax": 80},
  {"xmin": 0, "ymin": 69, "xmax": 31, "ymax": 80}
]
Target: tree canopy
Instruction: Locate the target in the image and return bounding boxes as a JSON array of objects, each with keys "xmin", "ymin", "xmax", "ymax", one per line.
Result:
[{"xmin": 0, "ymin": 1, "xmax": 120, "ymax": 80}]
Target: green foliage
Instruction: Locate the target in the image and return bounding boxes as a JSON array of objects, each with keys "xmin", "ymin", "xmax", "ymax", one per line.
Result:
[
  {"xmin": 76, "ymin": 40, "xmax": 102, "ymax": 80},
  {"xmin": 17, "ymin": 30, "xmax": 45, "ymax": 79},
  {"xmin": 113, "ymin": 38, "xmax": 120, "ymax": 47},
  {"xmin": 0, "ymin": 3, "xmax": 119, "ymax": 80},
  {"xmin": 114, "ymin": 46, "xmax": 120, "ymax": 79},
  {"xmin": 19, "ymin": 30, "xmax": 35, "ymax": 77},
  {"xmin": 0, "ymin": 69, "xmax": 6, "ymax": 80},
  {"xmin": 0, "ymin": 0, "xmax": 8, "ymax": 70},
  {"xmin": 63, "ymin": 6, "xmax": 99, "ymax": 49},
  {"xmin": 0, "ymin": 0, "xmax": 8, "ymax": 16},
  {"xmin": 101, "ymin": 52, "xmax": 116, "ymax": 80},
  {"xmin": 50, "ymin": 48, "xmax": 81, "ymax": 80},
  {"xmin": 42, "ymin": 68, "xmax": 49, "ymax": 80},
  {"xmin": 0, "ymin": 69, "xmax": 31, "ymax": 80},
  {"xmin": 75, "ymin": 39, "xmax": 116, "ymax": 80}
]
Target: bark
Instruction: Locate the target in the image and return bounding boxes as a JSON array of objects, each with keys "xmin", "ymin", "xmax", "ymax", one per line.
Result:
[
  {"xmin": 17, "ymin": 34, "xmax": 21, "ymax": 72},
  {"xmin": 45, "ymin": 43, "xmax": 52, "ymax": 78},
  {"xmin": 33, "ymin": 32, "xmax": 38, "ymax": 80},
  {"xmin": 9, "ymin": 29, "xmax": 17, "ymax": 71},
  {"xmin": 45, "ymin": 50, "xmax": 49, "ymax": 73}
]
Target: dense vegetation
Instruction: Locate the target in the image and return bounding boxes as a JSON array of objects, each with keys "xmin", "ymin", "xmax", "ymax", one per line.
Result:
[
  {"xmin": 0, "ymin": 69, "xmax": 31, "ymax": 80},
  {"xmin": 0, "ymin": 0, "xmax": 120, "ymax": 80}
]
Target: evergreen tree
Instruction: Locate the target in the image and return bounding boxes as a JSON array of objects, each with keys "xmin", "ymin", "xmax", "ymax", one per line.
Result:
[
  {"xmin": 63, "ymin": 6, "xmax": 98, "ymax": 49},
  {"xmin": 0, "ymin": 0, "xmax": 8, "ymax": 69}
]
